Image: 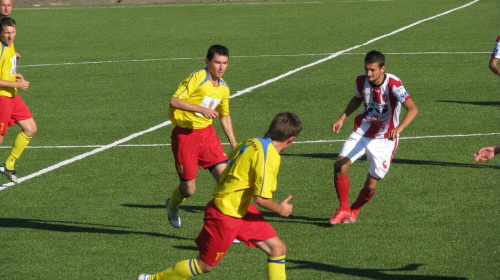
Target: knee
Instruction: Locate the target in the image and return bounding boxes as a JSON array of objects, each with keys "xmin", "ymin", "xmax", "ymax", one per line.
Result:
[
  {"xmin": 272, "ymin": 239, "xmax": 287, "ymax": 256},
  {"xmin": 23, "ymin": 124, "xmax": 37, "ymax": 137},
  {"xmin": 179, "ymin": 181, "xmax": 196, "ymax": 197},
  {"xmin": 196, "ymin": 258, "xmax": 215, "ymax": 274},
  {"xmin": 333, "ymin": 161, "xmax": 348, "ymax": 176}
]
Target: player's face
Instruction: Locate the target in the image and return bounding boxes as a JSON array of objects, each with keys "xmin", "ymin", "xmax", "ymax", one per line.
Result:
[
  {"xmin": 0, "ymin": 0, "xmax": 12, "ymax": 16},
  {"xmin": 365, "ymin": 62, "xmax": 385, "ymax": 85},
  {"xmin": 206, "ymin": 53, "xmax": 228, "ymax": 81},
  {"xmin": 0, "ymin": 24, "xmax": 16, "ymax": 46}
]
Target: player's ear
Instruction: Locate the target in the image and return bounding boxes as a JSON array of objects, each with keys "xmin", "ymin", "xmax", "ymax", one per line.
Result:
[{"xmin": 286, "ymin": 136, "xmax": 296, "ymax": 145}]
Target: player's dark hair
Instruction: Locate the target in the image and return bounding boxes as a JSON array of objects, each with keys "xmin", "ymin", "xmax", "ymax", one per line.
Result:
[
  {"xmin": 364, "ymin": 50, "xmax": 385, "ymax": 67},
  {"xmin": 265, "ymin": 112, "xmax": 302, "ymax": 141},
  {"xmin": 206, "ymin": 45, "xmax": 229, "ymax": 61},
  {"xmin": 0, "ymin": 16, "xmax": 15, "ymax": 29}
]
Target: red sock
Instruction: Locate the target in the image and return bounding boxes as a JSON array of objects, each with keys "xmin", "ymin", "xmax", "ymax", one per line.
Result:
[
  {"xmin": 351, "ymin": 188, "xmax": 375, "ymax": 210},
  {"xmin": 334, "ymin": 173, "xmax": 350, "ymax": 211}
]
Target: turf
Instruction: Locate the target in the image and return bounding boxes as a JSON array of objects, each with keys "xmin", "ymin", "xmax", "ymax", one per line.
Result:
[{"xmin": 0, "ymin": 0, "xmax": 499, "ymax": 279}]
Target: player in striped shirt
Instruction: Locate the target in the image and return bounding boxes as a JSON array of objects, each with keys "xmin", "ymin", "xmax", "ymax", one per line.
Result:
[
  {"xmin": 329, "ymin": 50, "xmax": 418, "ymax": 225},
  {"xmin": 488, "ymin": 35, "xmax": 500, "ymax": 77},
  {"xmin": 138, "ymin": 112, "xmax": 302, "ymax": 280}
]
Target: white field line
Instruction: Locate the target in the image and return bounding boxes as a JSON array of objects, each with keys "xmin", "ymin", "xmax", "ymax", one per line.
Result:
[
  {"xmin": 0, "ymin": 0, "xmax": 481, "ymax": 190},
  {"xmin": 0, "ymin": 132, "xmax": 499, "ymax": 149},
  {"xmin": 21, "ymin": 52, "xmax": 490, "ymax": 68}
]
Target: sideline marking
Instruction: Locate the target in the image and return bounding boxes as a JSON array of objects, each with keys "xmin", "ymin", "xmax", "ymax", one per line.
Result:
[{"xmin": 0, "ymin": 0, "xmax": 481, "ymax": 190}]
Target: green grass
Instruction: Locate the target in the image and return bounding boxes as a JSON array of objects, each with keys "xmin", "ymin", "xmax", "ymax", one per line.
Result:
[{"xmin": 1, "ymin": 0, "xmax": 499, "ymax": 279}]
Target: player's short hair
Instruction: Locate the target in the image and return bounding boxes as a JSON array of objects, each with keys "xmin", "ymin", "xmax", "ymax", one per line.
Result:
[
  {"xmin": 0, "ymin": 16, "xmax": 15, "ymax": 29},
  {"xmin": 265, "ymin": 112, "xmax": 302, "ymax": 141},
  {"xmin": 206, "ymin": 45, "xmax": 229, "ymax": 61},
  {"xmin": 364, "ymin": 50, "xmax": 385, "ymax": 67}
]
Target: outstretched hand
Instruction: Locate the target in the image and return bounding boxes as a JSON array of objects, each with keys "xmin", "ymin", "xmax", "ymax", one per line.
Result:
[{"xmin": 474, "ymin": 146, "xmax": 496, "ymax": 162}]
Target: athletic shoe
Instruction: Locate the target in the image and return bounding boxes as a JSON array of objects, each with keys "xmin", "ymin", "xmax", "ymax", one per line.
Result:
[
  {"xmin": 136, "ymin": 274, "xmax": 151, "ymax": 280},
  {"xmin": 165, "ymin": 198, "xmax": 181, "ymax": 228},
  {"xmin": 0, "ymin": 163, "xmax": 18, "ymax": 183},
  {"xmin": 232, "ymin": 238, "xmax": 241, "ymax": 244},
  {"xmin": 345, "ymin": 208, "xmax": 359, "ymax": 224},
  {"xmin": 328, "ymin": 208, "xmax": 351, "ymax": 225}
]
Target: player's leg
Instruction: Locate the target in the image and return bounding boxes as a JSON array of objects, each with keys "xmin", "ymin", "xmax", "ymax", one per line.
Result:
[
  {"xmin": 330, "ymin": 132, "xmax": 366, "ymax": 224},
  {"xmin": 208, "ymin": 162, "xmax": 227, "ymax": 184},
  {"xmin": 166, "ymin": 179, "xmax": 195, "ymax": 228},
  {"xmin": 347, "ymin": 137, "xmax": 397, "ymax": 223},
  {"xmin": 347, "ymin": 173, "xmax": 379, "ymax": 223},
  {"xmin": 6, "ymin": 117, "xmax": 36, "ymax": 170},
  {"xmin": 138, "ymin": 257, "xmax": 209, "ymax": 280},
  {"xmin": 255, "ymin": 237, "xmax": 287, "ymax": 280},
  {"xmin": 167, "ymin": 127, "xmax": 201, "ymax": 227}
]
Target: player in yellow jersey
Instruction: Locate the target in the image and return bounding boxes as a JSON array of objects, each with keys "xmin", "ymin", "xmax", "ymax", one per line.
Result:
[
  {"xmin": 0, "ymin": 17, "xmax": 37, "ymax": 183},
  {"xmin": 166, "ymin": 45, "xmax": 237, "ymax": 228},
  {"xmin": 138, "ymin": 112, "xmax": 302, "ymax": 280}
]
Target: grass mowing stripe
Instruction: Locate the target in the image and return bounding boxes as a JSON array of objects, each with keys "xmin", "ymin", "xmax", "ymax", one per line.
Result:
[{"xmin": 0, "ymin": 0, "xmax": 480, "ymax": 190}]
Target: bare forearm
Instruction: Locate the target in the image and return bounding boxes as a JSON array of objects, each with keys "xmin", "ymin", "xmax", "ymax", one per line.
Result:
[
  {"xmin": 220, "ymin": 115, "xmax": 237, "ymax": 148},
  {"xmin": 254, "ymin": 196, "xmax": 283, "ymax": 215}
]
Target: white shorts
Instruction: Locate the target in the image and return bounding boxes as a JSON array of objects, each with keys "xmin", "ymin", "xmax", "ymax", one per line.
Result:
[{"xmin": 339, "ymin": 132, "xmax": 399, "ymax": 179}]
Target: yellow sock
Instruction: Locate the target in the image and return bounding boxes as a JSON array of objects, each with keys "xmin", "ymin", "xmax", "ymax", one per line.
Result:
[
  {"xmin": 267, "ymin": 255, "xmax": 286, "ymax": 280},
  {"xmin": 169, "ymin": 187, "xmax": 186, "ymax": 211},
  {"xmin": 151, "ymin": 259, "xmax": 202, "ymax": 280},
  {"xmin": 5, "ymin": 131, "xmax": 31, "ymax": 170}
]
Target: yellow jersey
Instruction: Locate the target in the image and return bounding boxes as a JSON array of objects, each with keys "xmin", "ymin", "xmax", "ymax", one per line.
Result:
[
  {"xmin": 0, "ymin": 42, "xmax": 17, "ymax": 98},
  {"xmin": 168, "ymin": 68, "xmax": 230, "ymax": 129},
  {"xmin": 213, "ymin": 137, "xmax": 281, "ymax": 218}
]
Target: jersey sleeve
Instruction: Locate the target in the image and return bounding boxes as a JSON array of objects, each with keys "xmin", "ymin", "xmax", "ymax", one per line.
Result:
[
  {"xmin": 390, "ymin": 78, "xmax": 411, "ymax": 103},
  {"xmin": 173, "ymin": 72, "xmax": 198, "ymax": 100}
]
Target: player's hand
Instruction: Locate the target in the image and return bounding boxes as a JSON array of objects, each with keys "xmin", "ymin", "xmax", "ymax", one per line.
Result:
[
  {"xmin": 388, "ymin": 129, "xmax": 399, "ymax": 141},
  {"xmin": 474, "ymin": 147, "xmax": 495, "ymax": 162},
  {"xmin": 199, "ymin": 107, "xmax": 219, "ymax": 119},
  {"xmin": 332, "ymin": 119, "xmax": 344, "ymax": 133},
  {"xmin": 279, "ymin": 195, "xmax": 293, "ymax": 217},
  {"xmin": 15, "ymin": 75, "xmax": 29, "ymax": 91}
]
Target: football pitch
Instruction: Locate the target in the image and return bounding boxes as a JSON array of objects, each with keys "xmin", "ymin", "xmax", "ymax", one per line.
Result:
[{"xmin": 0, "ymin": 0, "xmax": 499, "ymax": 279}]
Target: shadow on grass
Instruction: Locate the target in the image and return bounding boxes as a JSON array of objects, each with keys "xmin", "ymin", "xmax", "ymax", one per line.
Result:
[
  {"xmin": 0, "ymin": 218, "xmax": 191, "ymax": 240},
  {"xmin": 283, "ymin": 153, "xmax": 497, "ymax": 169},
  {"xmin": 288, "ymin": 260, "xmax": 467, "ymax": 280},
  {"xmin": 436, "ymin": 100, "xmax": 500, "ymax": 107},
  {"xmin": 122, "ymin": 204, "xmax": 206, "ymax": 214}
]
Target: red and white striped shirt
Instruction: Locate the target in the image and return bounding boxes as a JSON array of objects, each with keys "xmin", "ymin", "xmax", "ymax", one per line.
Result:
[
  {"xmin": 353, "ymin": 73, "xmax": 411, "ymax": 139},
  {"xmin": 492, "ymin": 35, "xmax": 500, "ymax": 59}
]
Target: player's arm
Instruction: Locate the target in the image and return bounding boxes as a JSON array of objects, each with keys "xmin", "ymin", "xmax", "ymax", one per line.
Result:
[
  {"xmin": 332, "ymin": 96, "xmax": 363, "ymax": 133},
  {"xmin": 169, "ymin": 97, "xmax": 218, "ymax": 119},
  {"xmin": 219, "ymin": 114, "xmax": 237, "ymax": 149},
  {"xmin": 488, "ymin": 57, "xmax": 500, "ymax": 77},
  {"xmin": 388, "ymin": 98, "xmax": 418, "ymax": 140},
  {"xmin": 253, "ymin": 195, "xmax": 293, "ymax": 217},
  {"xmin": 0, "ymin": 75, "xmax": 29, "ymax": 90}
]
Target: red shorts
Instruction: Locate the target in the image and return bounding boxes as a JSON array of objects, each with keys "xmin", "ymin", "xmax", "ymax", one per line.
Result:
[
  {"xmin": 171, "ymin": 125, "xmax": 228, "ymax": 181},
  {"xmin": 195, "ymin": 200, "xmax": 278, "ymax": 266},
  {"xmin": 0, "ymin": 95, "xmax": 33, "ymax": 135}
]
